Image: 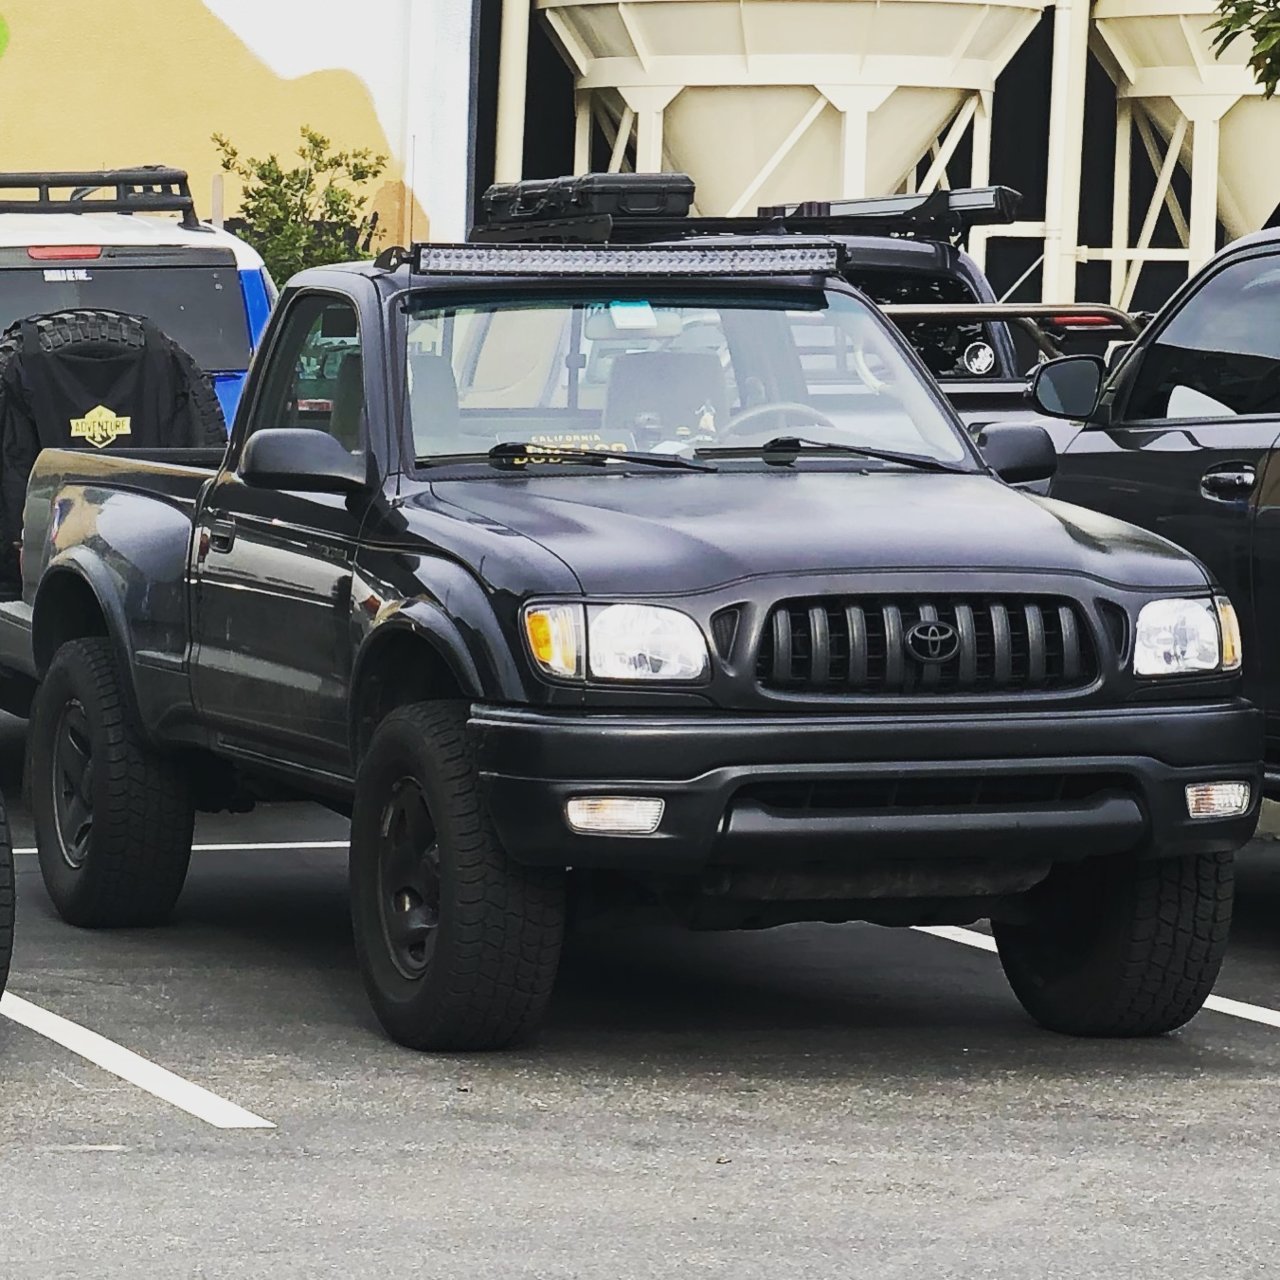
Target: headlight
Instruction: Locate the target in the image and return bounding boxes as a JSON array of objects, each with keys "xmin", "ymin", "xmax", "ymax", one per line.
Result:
[
  {"xmin": 1134, "ymin": 597, "xmax": 1237, "ymax": 676},
  {"xmin": 589, "ymin": 604, "xmax": 708, "ymax": 681}
]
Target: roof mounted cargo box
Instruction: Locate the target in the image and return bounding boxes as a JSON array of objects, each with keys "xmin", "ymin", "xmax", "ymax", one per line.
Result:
[
  {"xmin": 471, "ymin": 174, "xmax": 1020, "ymax": 247},
  {"xmin": 482, "ymin": 172, "xmax": 695, "ymax": 226}
]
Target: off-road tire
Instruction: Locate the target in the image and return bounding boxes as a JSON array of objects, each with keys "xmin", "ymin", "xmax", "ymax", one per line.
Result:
[
  {"xmin": 1, "ymin": 309, "xmax": 227, "ymax": 445},
  {"xmin": 30, "ymin": 638, "xmax": 194, "ymax": 927},
  {"xmin": 994, "ymin": 850, "xmax": 1233, "ymax": 1037},
  {"xmin": 350, "ymin": 702, "xmax": 566, "ymax": 1051},
  {"xmin": 0, "ymin": 797, "xmax": 13, "ymax": 996}
]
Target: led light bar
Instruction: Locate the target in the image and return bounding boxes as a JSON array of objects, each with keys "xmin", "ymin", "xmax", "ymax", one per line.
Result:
[{"xmin": 413, "ymin": 242, "xmax": 839, "ymax": 277}]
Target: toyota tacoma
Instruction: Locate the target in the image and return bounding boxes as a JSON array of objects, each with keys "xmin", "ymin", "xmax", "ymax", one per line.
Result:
[{"xmin": 0, "ymin": 234, "xmax": 1262, "ymax": 1050}]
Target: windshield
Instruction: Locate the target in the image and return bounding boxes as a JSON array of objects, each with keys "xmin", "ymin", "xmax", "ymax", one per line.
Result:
[
  {"xmin": 0, "ymin": 265, "xmax": 252, "ymax": 371},
  {"xmin": 403, "ymin": 288, "xmax": 971, "ymax": 467}
]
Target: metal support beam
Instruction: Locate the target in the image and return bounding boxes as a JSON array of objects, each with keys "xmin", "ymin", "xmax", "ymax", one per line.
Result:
[
  {"xmin": 1132, "ymin": 108, "xmax": 1189, "ymax": 247},
  {"xmin": 608, "ymin": 107, "xmax": 636, "ymax": 173},
  {"xmin": 726, "ymin": 94, "xmax": 829, "ymax": 216},
  {"xmin": 495, "ymin": 0, "xmax": 531, "ymax": 182},
  {"xmin": 1120, "ymin": 115, "xmax": 1186, "ymax": 309},
  {"xmin": 574, "ymin": 91, "xmax": 593, "ymax": 174},
  {"xmin": 1110, "ymin": 98, "xmax": 1132, "ymax": 306},
  {"xmin": 919, "ymin": 96, "xmax": 978, "ymax": 195},
  {"xmin": 1043, "ymin": 0, "xmax": 1091, "ymax": 301}
]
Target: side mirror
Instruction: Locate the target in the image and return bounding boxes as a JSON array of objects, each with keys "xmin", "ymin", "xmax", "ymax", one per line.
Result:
[
  {"xmin": 240, "ymin": 427, "xmax": 370, "ymax": 494},
  {"xmin": 1029, "ymin": 355, "xmax": 1105, "ymax": 420},
  {"xmin": 976, "ymin": 423, "xmax": 1057, "ymax": 484}
]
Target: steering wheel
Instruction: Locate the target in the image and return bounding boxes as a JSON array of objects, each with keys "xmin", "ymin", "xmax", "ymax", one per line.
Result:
[{"xmin": 719, "ymin": 400, "xmax": 841, "ymax": 440}]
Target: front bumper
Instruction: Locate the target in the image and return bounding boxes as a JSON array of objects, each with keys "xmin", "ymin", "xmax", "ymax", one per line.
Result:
[{"xmin": 472, "ymin": 700, "xmax": 1263, "ymax": 872}]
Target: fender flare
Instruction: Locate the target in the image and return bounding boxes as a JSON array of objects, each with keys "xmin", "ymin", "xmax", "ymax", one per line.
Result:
[{"xmin": 31, "ymin": 551, "xmax": 136, "ymax": 680}]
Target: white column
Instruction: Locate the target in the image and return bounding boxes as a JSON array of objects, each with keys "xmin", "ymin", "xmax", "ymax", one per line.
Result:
[
  {"xmin": 1042, "ymin": 0, "xmax": 1090, "ymax": 301},
  {"xmin": 573, "ymin": 91, "xmax": 593, "ymax": 174},
  {"xmin": 1110, "ymin": 97, "xmax": 1132, "ymax": 307},
  {"xmin": 495, "ymin": 0, "xmax": 532, "ymax": 183},
  {"xmin": 617, "ymin": 86, "xmax": 680, "ymax": 172}
]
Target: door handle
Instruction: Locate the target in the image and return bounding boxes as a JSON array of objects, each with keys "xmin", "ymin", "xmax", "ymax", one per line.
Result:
[
  {"xmin": 1200, "ymin": 465, "xmax": 1257, "ymax": 501},
  {"xmin": 208, "ymin": 517, "xmax": 237, "ymax": 553}
]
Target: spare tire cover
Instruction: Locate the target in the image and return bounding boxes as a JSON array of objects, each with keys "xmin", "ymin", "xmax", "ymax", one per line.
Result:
[{"xmin": 0, "ymin": 309, "xmax": 227, "ymax": 581}]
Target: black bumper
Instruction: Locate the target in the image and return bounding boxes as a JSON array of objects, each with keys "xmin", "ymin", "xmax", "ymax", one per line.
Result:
[{"xmin": 471, "ymin": 701, "xmax": 1264, "ymax": 872}]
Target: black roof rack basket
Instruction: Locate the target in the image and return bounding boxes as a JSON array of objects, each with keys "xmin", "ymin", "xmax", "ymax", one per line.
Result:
[
  {"xmin": 0, "ymin": 166, "xmax": 203, "ymax": 229},
  {"xmin": 471, "ymin": 174, "xmax": 1020, "ymax": 247}
]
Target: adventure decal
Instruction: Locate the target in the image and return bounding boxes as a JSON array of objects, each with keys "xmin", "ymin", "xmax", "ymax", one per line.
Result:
[{"xmin": 70, "ymin": 405, "xmax": 132, "ymax": 448}]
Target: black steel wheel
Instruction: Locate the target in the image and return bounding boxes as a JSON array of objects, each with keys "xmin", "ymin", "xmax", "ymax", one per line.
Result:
[
  {"xmin": 30, "ymin": 637, "xmax": 194, "ymax": 928},
  {"xmin": 377, "ymin": 777, "xmax": 442, "ymax": 979},
  {"xmin": 350, "ymin": 701, "xmax": 566, "ymax": 1051},
  {"xmin": 51, "ymin": 700, "xmax": 94, "ymax": 870}
]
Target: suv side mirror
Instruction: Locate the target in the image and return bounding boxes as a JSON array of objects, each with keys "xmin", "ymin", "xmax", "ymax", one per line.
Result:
[
  {"xmin": 975, "ymin": 423, "xmax": 1057, "ymax": 484},
  {"xmin": 1029, "ymin": 355, "xmax": 1105, "ymax": 420},
  {"xmin": 241, "ymin": 427, "xmax": 370, "ymax": 494}
]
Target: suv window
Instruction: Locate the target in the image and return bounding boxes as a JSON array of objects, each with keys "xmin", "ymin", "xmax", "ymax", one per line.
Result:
[
  {"xmin": 253, "ymin": 295, "xmax": 363, "ymax": 451},
  {"xmin": 1124, "ymin": 255, "xmax": 1280, "ymax": 421}
]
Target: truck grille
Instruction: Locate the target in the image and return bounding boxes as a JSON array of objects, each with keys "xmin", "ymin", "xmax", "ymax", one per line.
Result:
[{"xmin": 757, "ymin": 596, "xmax": 1096, "ymax": 694}]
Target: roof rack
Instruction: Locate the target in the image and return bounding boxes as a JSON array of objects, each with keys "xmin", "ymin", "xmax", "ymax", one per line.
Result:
[
  {"xmin": 470, "ymin": 175, "xmax": 1020, "ymax": 248},
  {"xmin": 0, "ymin": 166, "xmax": 203, "ymax": 230}
]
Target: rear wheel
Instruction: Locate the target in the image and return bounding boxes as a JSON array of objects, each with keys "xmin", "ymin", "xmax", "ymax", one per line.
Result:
[
  {"xmin": 350, "ymin": 702, "xmax": 566, "ymax": 1050},
  {"xmin": 30, "ymin": 638, "xmax": 194, "ymax": 927},
  {"xmin": 994, "ymin": 850, "xmax": 1232, "ymax": 1036}
]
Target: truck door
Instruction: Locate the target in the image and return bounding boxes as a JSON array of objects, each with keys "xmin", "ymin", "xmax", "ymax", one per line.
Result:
[
  {"xmin": 191, "ymin": 292, "xmax": 368, "ymax": 774},
  {"xmin": 1050, "ymin": 249, "xmax": 1280, "ymax": 699}
]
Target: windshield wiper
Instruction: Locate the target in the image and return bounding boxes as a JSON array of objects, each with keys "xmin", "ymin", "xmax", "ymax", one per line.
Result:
[
  {"xmin": 481, "ymin": 442, "xmax": 716, "ymax": 472},
  {"xmin": 697, "ymin": 436, "xmax": 967, "ymax": 474}
]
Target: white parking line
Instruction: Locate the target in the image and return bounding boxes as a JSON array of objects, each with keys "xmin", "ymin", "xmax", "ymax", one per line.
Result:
[
  {"xmin": 12, "ymin": 839, "xmax": 349, "ymax": 856},
  {"xmin": 915, "ymin": 924, "xmax": 1280, "ymax": 1030},
  {"xmin": 0, "ymin": 993, "xmax": 275, "ymax": 1130}
]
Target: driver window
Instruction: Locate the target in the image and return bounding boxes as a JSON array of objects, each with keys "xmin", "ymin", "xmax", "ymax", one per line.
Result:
[
  {"xmin": 1124, "ymin": 255, "xmax": 1280, "ymax": 421},
  {"xmin": 252, "ymin": 295, "xmax": 364, "ymax": 451}
]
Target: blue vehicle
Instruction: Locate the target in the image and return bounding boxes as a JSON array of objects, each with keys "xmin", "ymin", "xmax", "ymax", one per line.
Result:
[{"xmin": 0, "ymin": 167, "xmax": 274, "ymax": 423}]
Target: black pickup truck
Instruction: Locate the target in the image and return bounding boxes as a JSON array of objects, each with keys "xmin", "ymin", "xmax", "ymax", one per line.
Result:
[
  {"xmin": 1026, "ymin": 227, "xmax": 1280, "ymax": 792},
  {"xmin": 0, "ymin": 237, "xmax": 1262, "ymax": 1051}
]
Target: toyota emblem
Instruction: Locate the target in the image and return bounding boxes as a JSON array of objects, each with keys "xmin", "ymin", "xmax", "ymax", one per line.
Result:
[{"xmin": 904, "ymin": 619, "xmax": 960, "ymax": 664}]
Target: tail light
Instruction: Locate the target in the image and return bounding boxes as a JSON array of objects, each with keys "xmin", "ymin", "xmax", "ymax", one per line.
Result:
[{"xmin": 28, "ymin": 246, "xmax": 103, "ymax": 261}]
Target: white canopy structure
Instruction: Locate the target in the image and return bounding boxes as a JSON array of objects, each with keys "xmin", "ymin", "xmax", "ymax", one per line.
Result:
[{"xmin": 493, "ymin": 0, "xmax": 1280, "ymax": 301}]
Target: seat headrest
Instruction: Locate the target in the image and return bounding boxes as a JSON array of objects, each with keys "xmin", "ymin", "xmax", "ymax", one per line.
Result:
[
  {"xmin": 329, "ymin": 352, "xmax": 363, "ymax": 450},
  {"xmin": 408, "ymin": 351, "xmax": 461, "ymax": 452},
  {"xmin": 602, "ymin": 351, "xmax": 728, "ymax": 436}
]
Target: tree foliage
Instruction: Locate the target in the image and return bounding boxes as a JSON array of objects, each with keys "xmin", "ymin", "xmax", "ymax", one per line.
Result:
[
  {"xmin": 212, "ymin": 126, "xmax": 387, "ymax": 284},
  {"xmin": 1210, "ymin": 0, "xmax": 1280, "ymax": 97}
]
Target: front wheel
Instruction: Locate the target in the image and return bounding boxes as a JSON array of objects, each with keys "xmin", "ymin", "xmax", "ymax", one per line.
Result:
[
  {"xmin": 993, "ymin": 850, "xmax": 1233, "ymax": 1037},
  {"xmin": 350, "ymin": 702, "xmax": 566, "ymax": 1051}
]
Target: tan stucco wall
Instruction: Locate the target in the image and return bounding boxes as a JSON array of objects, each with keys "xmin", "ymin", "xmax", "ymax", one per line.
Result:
[{"xmin": 0, "ymin": 1, "xmax": 427, "ymax": 243}]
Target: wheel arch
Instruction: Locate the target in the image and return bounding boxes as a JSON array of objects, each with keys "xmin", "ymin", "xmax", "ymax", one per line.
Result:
[
  {"xmin": 31, "ymin": 560, "xmax": 123, "ymax": 677},
  {"xmin": 349, "ymin": 609, "xmax": 486, "ymax": 764}
]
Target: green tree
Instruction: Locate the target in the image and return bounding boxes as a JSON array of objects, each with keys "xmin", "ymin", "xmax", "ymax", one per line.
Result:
[
  {"xmin": 213, "ymin": 126, "xmax": 387, "ymax": 283},
  {"xmin": 1210, "ymin": 0, "xmax": 1280, "ymax": 97}
]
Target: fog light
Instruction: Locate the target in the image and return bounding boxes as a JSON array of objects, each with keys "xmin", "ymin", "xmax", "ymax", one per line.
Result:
[
  {"xmin": 1185, "ymin": 781, "xmax": 1251, "ymax": 819},
  {"xmin": 565, "ymin": 796, "xmax": 665, "ymax": 835}
]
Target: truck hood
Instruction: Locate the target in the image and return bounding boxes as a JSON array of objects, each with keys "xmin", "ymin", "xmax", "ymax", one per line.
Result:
[{"xmin": 426, "ymin": 470, "xmax": 1210, "ymax": 596}]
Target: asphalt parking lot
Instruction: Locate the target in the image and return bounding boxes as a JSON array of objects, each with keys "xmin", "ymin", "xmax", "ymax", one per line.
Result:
[{"xmin": 5, "ymin": 716, "xmax": 1280, "ymax": 1278}]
